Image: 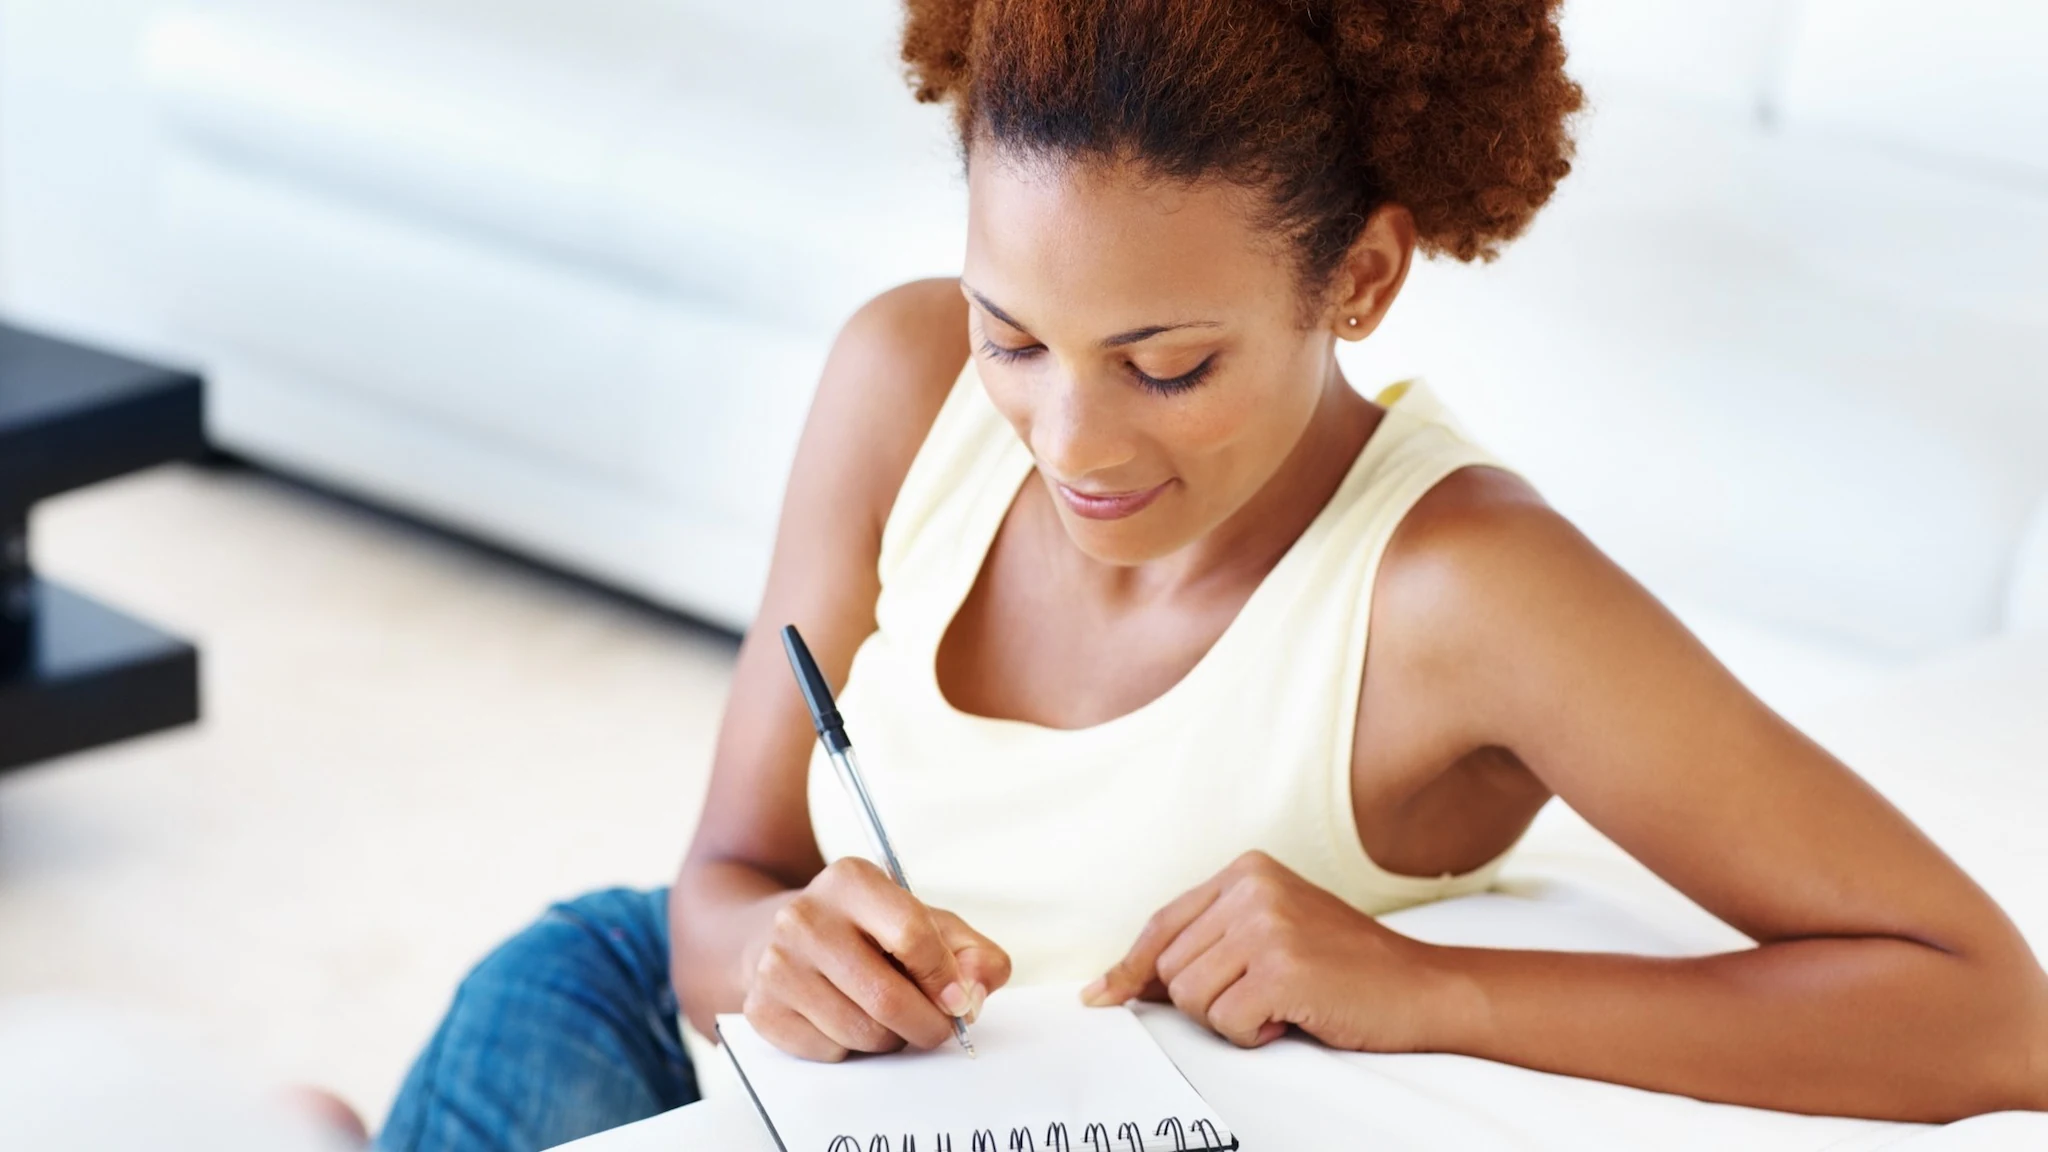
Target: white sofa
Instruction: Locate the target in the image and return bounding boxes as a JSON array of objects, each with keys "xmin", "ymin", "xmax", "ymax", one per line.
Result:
[
  {"xmin": 139, "ymin": 0, "xmax": 969, "ymax": 631},
  {"xmin": 3, "ymin": 0, "xmax": 2044, "ymax": 720},
  {"xmin": 1372, "ymin": 0, "xmax": 2048, "ymax": 716}
]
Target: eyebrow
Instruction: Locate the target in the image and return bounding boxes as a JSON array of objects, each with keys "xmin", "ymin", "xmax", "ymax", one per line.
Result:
[{"xmin": 963, "ymin": 284, "xmax": 1222, "ymax": 349}]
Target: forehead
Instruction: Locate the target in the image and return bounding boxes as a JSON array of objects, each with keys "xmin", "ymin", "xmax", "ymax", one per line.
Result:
[{"xmin": 961, "ymin": 152, "xmax": 1291, "ymax": 323}]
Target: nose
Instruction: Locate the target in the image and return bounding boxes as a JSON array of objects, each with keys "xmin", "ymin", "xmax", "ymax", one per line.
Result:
[{"xmin": 1028, "ymin": 368, "xmax": 1139, "ymax": 484}]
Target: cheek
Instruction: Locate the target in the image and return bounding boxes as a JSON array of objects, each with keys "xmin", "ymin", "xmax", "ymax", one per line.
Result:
[
  {"xmin": 979, "ymin": 373, "xmax": 1035, "ymax": 441},
  {"xmin": 1160, "ymin": 375, "xmax": 1303, "ymax": 475}
]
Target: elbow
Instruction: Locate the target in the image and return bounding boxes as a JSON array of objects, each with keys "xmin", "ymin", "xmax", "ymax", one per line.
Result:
[
  {"xmin": 666, "ymin": 869, "xmax": 721, "ymax": 1036},
  {"xmin": 1964, "ymin": 955, "xmax": 2048, "ymax": 1115},
  {"xmin": 2006, "ymin": 985, "xmax": 2048, "ymax": 1111}
]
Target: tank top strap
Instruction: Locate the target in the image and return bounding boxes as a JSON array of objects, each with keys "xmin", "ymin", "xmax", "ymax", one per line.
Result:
[{"xmin": 873, "ymin": 358, "xmax": 1033, "ymax": 650}]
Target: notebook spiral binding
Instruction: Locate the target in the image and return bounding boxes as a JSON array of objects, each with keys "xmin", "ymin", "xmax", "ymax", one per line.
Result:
[{"xmin": 825, "ymin": 1116, "xmax": 1238, "ymax": 1152}]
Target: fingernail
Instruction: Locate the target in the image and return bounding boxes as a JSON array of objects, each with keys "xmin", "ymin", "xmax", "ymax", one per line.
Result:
[
  {"xmin": 1080, "ymin": 976, "xmax": 1109, "ymax": 1005},
  {"xmin": 966, "ymin": 982, "xmax": 986, "ymax": 1023},
  {"xmin": 940, "ymin": 982, "xmax": 972, "ymax": 1017}
]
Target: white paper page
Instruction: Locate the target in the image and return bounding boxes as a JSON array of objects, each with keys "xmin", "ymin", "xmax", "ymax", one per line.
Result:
[{"xmin": 716, "ymin": 983, "xmax": 1233, "ymax": 1152}]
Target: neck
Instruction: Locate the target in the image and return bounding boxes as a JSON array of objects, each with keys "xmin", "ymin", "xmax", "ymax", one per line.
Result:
[{"xmin": 1183, "ymin": 361, "xmax": 1379, "ymax": 588}]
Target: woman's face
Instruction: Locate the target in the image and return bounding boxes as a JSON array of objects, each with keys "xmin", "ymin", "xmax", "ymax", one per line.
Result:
[{"xmin": 961, "ymin": 152, "xmax": 1351, "ymax": 567}]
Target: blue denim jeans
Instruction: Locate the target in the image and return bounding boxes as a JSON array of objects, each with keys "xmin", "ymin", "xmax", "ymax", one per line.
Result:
[{"xmin": 376, "ymin": 887, "xmax": 701, "ymax": 1152}]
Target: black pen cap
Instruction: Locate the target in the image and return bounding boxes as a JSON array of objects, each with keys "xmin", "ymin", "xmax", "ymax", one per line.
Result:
[{"xmin": 780, "ymin": 624, "xmax": 851, "ymax": 753}]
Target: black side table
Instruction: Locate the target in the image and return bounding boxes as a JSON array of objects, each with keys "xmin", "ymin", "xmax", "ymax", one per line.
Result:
[{"xmin": 1, "ymin": 323, "xmax": 207, "ymax": 772}]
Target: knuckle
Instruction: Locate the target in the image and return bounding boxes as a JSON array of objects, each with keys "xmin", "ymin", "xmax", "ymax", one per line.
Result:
[
  {"xmin": 1154, "ymin": 954, "xmax": 1182, "ymax": 986},
  {"xmin": 837, "ymin": 856, "xmax": 883, "ymax": 887},
  {"xmin": 755, "ymin": 941, "xmax": 793, "ymax": 984},
  {"xmin": 878, "ymin": 908, "xmax": 921, "ymax": 956},
  {"xmin": 851, "ymin": 969, "xmax": 898, "ymax": 1016},
  {"xmin": 868, "ymin": 980, "xmax": 917, "ymax": 1024},
  {"xmin": 815, "ymin": 858, "xmax": 860, "ymax": 897},
  {"xmin": 742, "ymin": 986, "xmax": 770, "ymax": 1020},
  {"xmin": 1164, "ymin": 970, "xmax": 1194, "ymax": 1006},
  {"xmin": 1241, "ymin": 871, "xmax": 1285, "ymax": 904},
  {"xmin": 809, "ymin": 865, "xmax": 841, "ymax": 897},
  {"xmin": 1142, "ymin": 906, "xmax": 1173, "ymax": 939},
  {"xmin": 848, "ymin": 1013, "xmax": 897, "ymax": 1052},
  {"xmin": 773, "ymin": 898, "xmax": 814, "ymax": 938}
]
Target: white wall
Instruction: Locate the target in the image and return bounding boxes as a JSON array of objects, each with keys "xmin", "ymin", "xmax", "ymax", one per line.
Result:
[{"xmin": 0, "ymin": 0, "xmax": 183, "ymax": 360}]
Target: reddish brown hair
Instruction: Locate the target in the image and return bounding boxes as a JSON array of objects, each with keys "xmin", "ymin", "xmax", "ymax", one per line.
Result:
[{"xmin": 902, "ymin": 0, "xmax": 1583, "ymax": 313}]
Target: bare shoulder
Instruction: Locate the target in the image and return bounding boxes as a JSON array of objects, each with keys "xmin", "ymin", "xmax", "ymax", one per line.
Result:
[
  {"xmin": 805, "ymin": 277, "xmax": 972, "ymax": 537},
  {"xmin": 1366, "ymin": 464, "xmax": 1627, "ymax": 715},
  {"xmin": 1367, "ymin": 460, "xmax": 1708, "ymax": 753},
  {"xmin": 1374, "ymin": 464, "xmax": 1581, "ymax": 617}
]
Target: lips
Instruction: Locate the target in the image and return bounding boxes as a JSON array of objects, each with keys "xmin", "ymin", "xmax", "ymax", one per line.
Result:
[{"xmin": 1053, "ymin": 477, "xmax": 1172, "ymax": 521}]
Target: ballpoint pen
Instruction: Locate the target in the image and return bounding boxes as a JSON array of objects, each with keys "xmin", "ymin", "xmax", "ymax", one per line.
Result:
[{"xmin": 780, "ymin": 623, "xmax": 977, "ymax": 1057}]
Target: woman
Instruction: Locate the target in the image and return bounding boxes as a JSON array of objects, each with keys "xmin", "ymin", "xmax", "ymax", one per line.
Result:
[{"xmin": 375, "ymin": 1, "xmax": 2048, "ymax": 1148}]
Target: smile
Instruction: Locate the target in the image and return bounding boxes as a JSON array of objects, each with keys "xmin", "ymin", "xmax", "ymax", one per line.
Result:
[{"xmin": 1053, "ymin": 478, "xmax": 1173, "ymax": 521}]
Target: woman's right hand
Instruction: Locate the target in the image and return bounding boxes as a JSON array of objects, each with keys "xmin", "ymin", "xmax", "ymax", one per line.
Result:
[{"xmin": 741, "ymin": 857, "xmax": 1013, "ymax": 1061}]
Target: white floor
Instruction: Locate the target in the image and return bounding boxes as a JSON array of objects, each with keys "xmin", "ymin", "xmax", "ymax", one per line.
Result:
[{"xmin": 0, "ymin": 463, "xmax": 734, "ymax": 1127}]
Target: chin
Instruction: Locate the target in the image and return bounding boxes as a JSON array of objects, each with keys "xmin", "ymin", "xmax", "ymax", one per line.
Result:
[{"xmin": 1050, "ymin": 504, "xmax": 1192, "ymax": 567}]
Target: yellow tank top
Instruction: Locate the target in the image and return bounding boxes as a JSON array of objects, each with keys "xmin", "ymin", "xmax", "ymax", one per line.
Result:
[{"xmin": 808, "ymin": 357, "xmax": 1520, "ymax": 984}]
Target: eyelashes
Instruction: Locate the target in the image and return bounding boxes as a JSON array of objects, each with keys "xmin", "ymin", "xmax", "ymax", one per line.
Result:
[
  {"xmin": 1135, "ymin": 357, "xmax": 1216, "ymax": 395},
  {"xmin": 976, "ymin": 336, "xmax": 1216, "ymax": 396},
  {"xmin": 976, "ymin": 336, "xmax": 1036, "ymax": 366}
]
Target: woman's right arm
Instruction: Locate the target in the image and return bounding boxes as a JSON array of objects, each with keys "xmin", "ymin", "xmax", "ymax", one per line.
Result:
[{"xmin": 668, "ymin": 279, "xmax": 1009, "ymax": 1059}]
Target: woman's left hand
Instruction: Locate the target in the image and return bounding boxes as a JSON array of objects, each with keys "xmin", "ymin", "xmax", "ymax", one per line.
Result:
[{"xmin": 1081, "ymin": 850, "xmax": 1450, "ymax": 1051}]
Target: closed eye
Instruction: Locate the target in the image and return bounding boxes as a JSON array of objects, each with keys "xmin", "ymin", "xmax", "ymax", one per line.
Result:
[
  {"xmin": 979, "ymin": 336, "xmax": 1040, "ymax": 365},
  {"xmin": 980, "ymin": 336, "xmax": 1216, "ymax": 397},
  {"xmin": 1133, "ymin": 356, "xmax": 1216, "ymax": 395}
]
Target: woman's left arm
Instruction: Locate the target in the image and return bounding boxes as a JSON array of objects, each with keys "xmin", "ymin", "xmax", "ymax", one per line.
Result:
[{"xmin": 1090, "ymin": 472, "xmax": 2048, "ymax": 1121}]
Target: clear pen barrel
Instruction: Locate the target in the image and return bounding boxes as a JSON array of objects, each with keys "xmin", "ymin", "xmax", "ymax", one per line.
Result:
[{"xmin": 827, "ymin": 744, "xmax": 911, "ymax": 890}]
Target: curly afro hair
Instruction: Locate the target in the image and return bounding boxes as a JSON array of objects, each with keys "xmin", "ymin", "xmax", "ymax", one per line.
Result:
[{"xmin": 901, "ymin": 0, "xmax": 1583, "ymax": 312}]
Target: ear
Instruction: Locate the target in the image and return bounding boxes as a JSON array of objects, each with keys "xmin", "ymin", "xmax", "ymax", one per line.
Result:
[{"xmin": 1328, "ymin": 203, "xmax": 1416, "ymax": 343}]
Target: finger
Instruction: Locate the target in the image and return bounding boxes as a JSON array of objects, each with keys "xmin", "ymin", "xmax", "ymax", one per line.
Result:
[
  {"xmin": 1153, "ymin": 900, "xmax": 1233, "ymax": 988},
  {"xmin": 1207, "ymin": 975, "xmax": 1284, "ymax": 1049},
  {"xmin": 1163, "ymin": 935, "xmax": 1248, "ymax": 1032},
  {"xmin": 744, "ymin": 994, "xmax": 849, "ymax": 1063},
  {"xmin": 1084, "ymin": 877, "xmax": 1224, "ymax": 1006},
  {"xmin": 932, "ymin": 910, "xmax": 1013, "ymax": 1010},
  {"xmin": 809, "ymin": 918, "xmax": 958, "ymax": 1050},
  {"xmin": 752, "ymin": 941, "xmax": 892, "ymax": 1056},
  {"xmin": 831, "ymin": 862, "xmax": 974, "ymax": 1018},
  {"xmin": 784, "ymin": 964, "xmax": 908, "ymax": 1055}
]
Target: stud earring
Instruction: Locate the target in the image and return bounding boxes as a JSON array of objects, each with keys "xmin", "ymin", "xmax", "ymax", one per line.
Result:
[{"xmin": 1346, "ymin": 316, "xmax": 1360, "ymax": 328}]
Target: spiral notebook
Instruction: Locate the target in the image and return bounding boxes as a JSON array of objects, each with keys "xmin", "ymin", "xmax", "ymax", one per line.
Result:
[{"xmin": 715, "ymin": 983, "xmax": 1238, "ymax": 1152}]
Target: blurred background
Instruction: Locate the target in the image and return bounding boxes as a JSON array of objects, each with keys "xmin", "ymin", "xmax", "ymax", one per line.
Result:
[{"xmin": 0, "ymin": 0, "xmax": 2043, "ymax": 1130}]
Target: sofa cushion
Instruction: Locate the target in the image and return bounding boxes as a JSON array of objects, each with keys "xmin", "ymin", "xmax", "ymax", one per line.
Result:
[
  {"xmin": 1360, "ymin": 88, "xmax": 2048, "ymax": 659},
  {"xmin": 1559, "ymin": 0, "xmax": 1794, "ymax": 118},
  {"xmin": 2008, "ymin": 493, "xmax": 2048, "ymax": 633},
  {"xmin": 1777, "ymin": 0, "xmax": 2048, "ymax": 182},
  {"xmin": 147, "ymin": 0, "xmax": 967, "ymax": 335}
]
